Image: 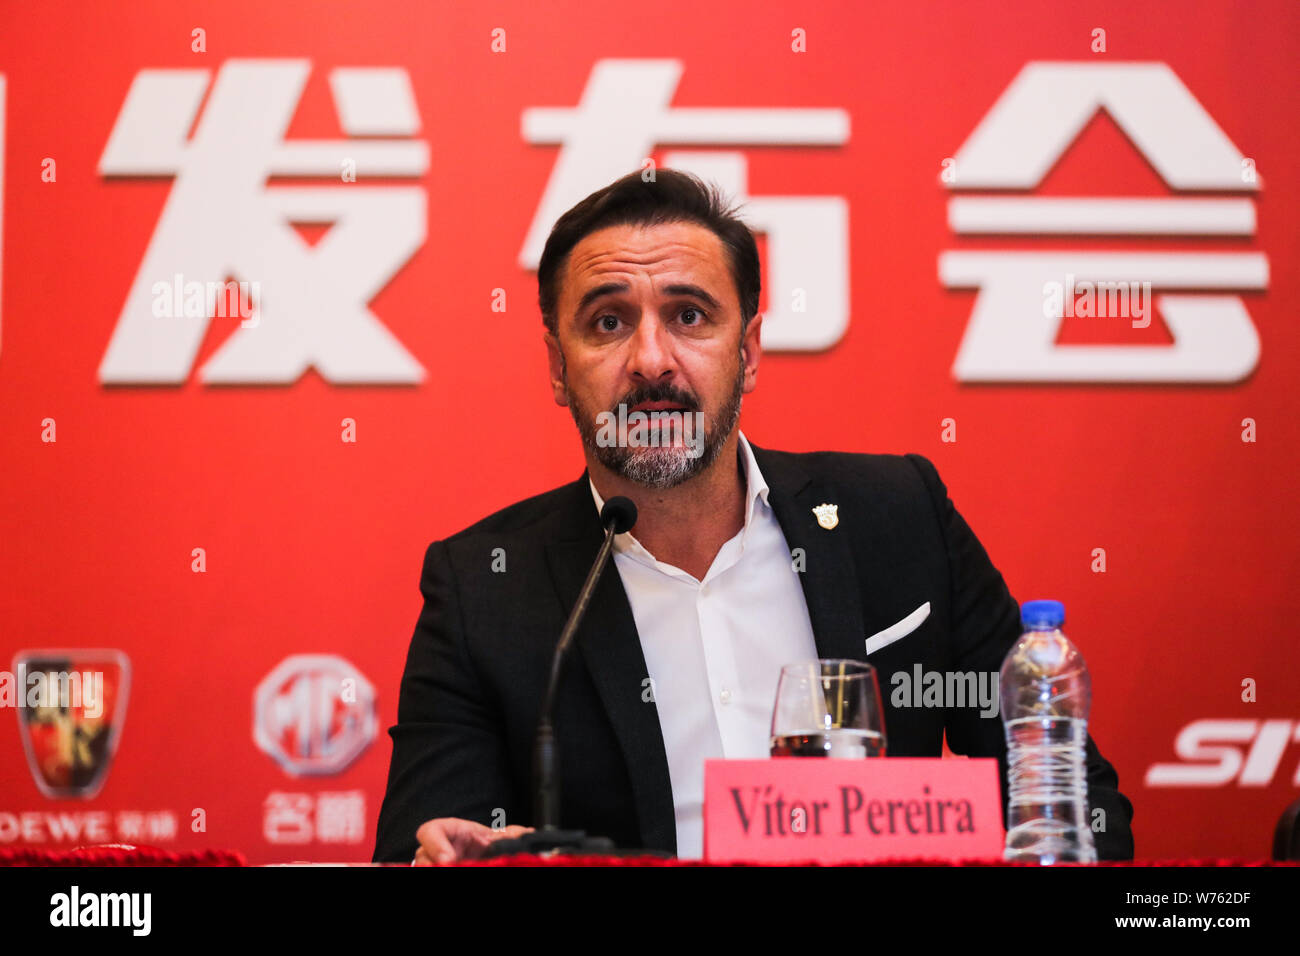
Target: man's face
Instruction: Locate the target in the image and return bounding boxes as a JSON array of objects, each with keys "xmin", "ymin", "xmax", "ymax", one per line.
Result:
[{"xmin": 546, "ymin": 220, "xmax": 761, "ymax": 488}]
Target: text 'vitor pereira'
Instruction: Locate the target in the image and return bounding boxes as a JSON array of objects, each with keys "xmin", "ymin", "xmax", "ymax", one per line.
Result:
[{"xmin": 729, "ymin": 785, "xmax": 976, "ymax": 838}]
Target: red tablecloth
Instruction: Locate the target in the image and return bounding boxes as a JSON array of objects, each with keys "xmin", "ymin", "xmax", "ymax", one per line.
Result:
[{"xmin": 1, "ymin": 847, "xmax": 1295, "ymax": 866}]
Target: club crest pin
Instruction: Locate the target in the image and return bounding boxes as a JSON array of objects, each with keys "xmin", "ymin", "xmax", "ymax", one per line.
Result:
[{"xmin": 812, "ymin": 503, "xmax": 839, "ymax": 530}]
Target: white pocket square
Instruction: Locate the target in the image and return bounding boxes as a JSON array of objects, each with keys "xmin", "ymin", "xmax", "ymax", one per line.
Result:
[{"xmin": 864, "ymin": 601, "xmax": 931, "ymax": 655}]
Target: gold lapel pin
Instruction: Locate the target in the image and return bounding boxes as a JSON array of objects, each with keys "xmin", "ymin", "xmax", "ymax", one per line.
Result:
[{"xmin": 812, "ymin": 503, "xmax": 839, "ymax": 530}]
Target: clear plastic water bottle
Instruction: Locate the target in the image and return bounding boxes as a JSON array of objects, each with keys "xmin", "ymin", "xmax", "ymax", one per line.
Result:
[{"xmin": 999, "ymin": 599, "xmax": 1097, "ymax": 864}]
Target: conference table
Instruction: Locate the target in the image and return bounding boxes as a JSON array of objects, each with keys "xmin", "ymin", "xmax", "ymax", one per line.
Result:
[{"xmin": 1, "ymin": 847, "xmax": 1290, "ymax": 867}]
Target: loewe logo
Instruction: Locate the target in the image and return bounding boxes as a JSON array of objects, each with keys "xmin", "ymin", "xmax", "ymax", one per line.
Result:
[{"xmin": 49, "ymin": 885, "xmax": 151, "ymax": 936}]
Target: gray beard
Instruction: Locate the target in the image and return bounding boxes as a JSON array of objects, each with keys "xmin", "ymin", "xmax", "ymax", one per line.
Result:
[{"xmin": 564, "ymin": 362, "xmax": 744, "ymax": 490}]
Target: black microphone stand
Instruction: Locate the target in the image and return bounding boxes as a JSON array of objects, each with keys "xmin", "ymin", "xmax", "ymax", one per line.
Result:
[{"xmin": 480, "ymin": 498, "xmax": 659, "ymax": 859}]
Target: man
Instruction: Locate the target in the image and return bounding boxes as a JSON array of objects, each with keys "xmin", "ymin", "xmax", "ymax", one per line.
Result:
[{"xmin": 373, "ymin": 169, "xmax": 1135, "ymax": 864}]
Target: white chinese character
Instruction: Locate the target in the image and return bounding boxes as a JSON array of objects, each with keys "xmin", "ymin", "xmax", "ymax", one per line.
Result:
[
  {"xmin": 940, "ymin": 62, "xmax": 1266, "ymax": 383},
  {"xmin": 115, "ymin": 811, "xmax": 145, "ymax": 842},
  {"xmin": 263, "ymin": 791, "xmax": 314, "ymax": 844},
  {"xmin": 520, "ymin": 59, "xmax": 851, "ymax": 351},
  {"xmin": 145, "ymin": 811, "xmax": 177, "ymax": 842},
  {"xmin": 314, "ymin": 790, "xmax": 366, "ymax": 844},
  {"xmin": 99, "ymin": 61, "xmax": 428, "ymax": 384}
]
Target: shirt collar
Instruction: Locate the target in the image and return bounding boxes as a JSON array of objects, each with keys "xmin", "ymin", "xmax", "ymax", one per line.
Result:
[{"xmin": 588, "ymin": 431, "xmax": 770, "ymax": 559}]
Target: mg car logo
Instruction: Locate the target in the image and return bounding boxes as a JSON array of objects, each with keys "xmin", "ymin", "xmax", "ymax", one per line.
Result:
[{"xmin": 253, "ymin": 654, "xmax": 377, "ymax": 776}]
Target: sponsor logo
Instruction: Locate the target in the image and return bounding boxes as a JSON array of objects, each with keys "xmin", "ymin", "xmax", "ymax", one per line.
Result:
[
  {"xmin": 1145, "ymin": 719, "xmax": 1300, "ymax": 787},
  {"xmin": 262, "ymin": 789, "xmax": 367, "ymax": 845},
  {"xmin": 253, "ymin": 654, "xmax": 377, "ymax": 776},
  {"xmin": 13, "ymin": 650, "xmax": 130, "ymax": 800},
  {"xmin": 0, "ymin": 810, "xmax": 177, "ymax": 845}
]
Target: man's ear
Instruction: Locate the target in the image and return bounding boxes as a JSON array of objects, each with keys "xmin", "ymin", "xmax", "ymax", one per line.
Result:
[
  {"xmin": 544, "ymin": 330, "xmax": 569, "ymax": 407},
  {"xmin": 741, "ymin": 313, "xmax": 762, "ymax": 394}
]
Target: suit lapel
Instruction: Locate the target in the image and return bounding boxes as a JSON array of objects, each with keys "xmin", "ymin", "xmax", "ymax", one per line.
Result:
[
  {"xmin": 544, "ymin": 478, "xmax": 677, "ymax": 853},
  {"xmin": 753, "ymin": 444, "xmax": 868, "ymax": 664}
]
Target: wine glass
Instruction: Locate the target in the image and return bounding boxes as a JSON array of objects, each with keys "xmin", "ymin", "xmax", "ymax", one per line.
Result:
[{"xmin": 770, "ymin": 659, "xmax": 887, "ymax": 758}]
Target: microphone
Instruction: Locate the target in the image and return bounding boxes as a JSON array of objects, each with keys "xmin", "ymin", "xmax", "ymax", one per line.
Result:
[
  {"xmin": 600, "ymin": 496, "xmax": 638, "ymax": 535},
  {"xmin": 533, "ymin": 496, "xmax": 636, "ymax": 826},
  {"xmin": 481, "ymin": 495, "xmax": 644, "ymax": 858}
]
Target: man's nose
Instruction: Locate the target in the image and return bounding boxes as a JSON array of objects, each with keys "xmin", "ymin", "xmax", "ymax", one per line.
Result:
[{"xmin": 625, "ymin": 314, "xmax": 675, "ymax": 383}]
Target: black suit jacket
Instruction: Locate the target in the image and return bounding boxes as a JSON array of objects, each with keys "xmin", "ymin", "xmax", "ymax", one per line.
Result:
[{"xmin": 373, "ymin": 446, "xmax": 1135, "ymax": 861}]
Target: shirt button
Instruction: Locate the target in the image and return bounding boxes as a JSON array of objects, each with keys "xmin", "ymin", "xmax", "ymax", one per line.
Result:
[{"xmin": 719, "ymin": 688, "xmax": 732, "ymax": 705}]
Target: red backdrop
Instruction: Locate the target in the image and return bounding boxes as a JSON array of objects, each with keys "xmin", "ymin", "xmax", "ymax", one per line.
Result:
[{"xmin": 0, "ymin": 0, "xmax": 1296, "ymax": 863}]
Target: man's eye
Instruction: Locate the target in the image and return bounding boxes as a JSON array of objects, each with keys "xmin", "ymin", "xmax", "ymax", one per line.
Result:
[
  {"xmin": 597, "ymin": 314, "xmax": 620, "ymax": 332},
  {"xmin": 680, "ymin": 307, "xmax": 703, "ymax": 325}
]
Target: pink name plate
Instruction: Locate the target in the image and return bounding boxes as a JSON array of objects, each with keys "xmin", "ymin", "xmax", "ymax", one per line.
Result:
[{"xmin": 704, "ymin": 757, "xmax": 1004, "ymax": 863}]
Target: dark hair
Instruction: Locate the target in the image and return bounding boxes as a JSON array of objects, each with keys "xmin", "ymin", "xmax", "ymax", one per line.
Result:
[{"xmin": 536, "ymin": 168, "xmax": 760, "ymax": 336}]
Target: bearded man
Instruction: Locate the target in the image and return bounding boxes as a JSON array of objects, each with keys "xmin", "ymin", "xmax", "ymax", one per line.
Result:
[{"xmin": 372, "ymin": 169, "xmax": 1135, "ymax": 864}]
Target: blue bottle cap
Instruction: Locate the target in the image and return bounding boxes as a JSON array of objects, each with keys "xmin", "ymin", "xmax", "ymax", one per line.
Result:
[{"xmin": 1021, "ymin": 599, "xmax": 1065, "ymax": 628}]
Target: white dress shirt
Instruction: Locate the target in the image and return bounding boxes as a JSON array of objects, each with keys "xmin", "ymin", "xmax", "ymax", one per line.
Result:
[{"xmin": 589, "ymin": 432, "xmax": 819, "ymax": 858}]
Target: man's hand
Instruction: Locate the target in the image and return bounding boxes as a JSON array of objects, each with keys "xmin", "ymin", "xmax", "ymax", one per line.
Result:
[{"xmin": 412, "ymin": 818, "xmax": 535, "ymax": 865}]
